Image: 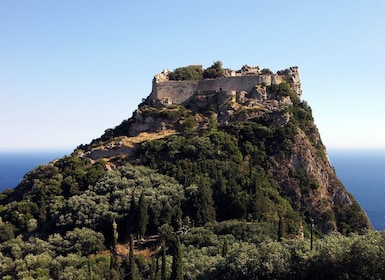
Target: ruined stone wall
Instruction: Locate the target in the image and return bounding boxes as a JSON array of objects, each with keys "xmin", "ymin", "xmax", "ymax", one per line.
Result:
[
  {"xmin": 149, "ymin": 79, "xmax": 199, "ymax": 104},
  {"xmin": 150, "ymin": 74, "xmax": 285, "ymax": 104},
  {"xmin": 148, "ymin": 66, "xmax": 301, "ymax": 105}
]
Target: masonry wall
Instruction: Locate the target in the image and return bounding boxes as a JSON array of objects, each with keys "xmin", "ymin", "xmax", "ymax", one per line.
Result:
[
  {"xmin": 149, "ymin": 74, "xmax": 285, "ymax": 104},
  {"xmin": 150, "ymin": 79, "xmax": 199, "ymax": 104}
]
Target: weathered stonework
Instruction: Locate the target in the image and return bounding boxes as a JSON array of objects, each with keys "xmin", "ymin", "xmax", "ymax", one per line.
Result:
[{"xmin": 148, "ymin": 65, "xmax": 302, "ymax": 105}]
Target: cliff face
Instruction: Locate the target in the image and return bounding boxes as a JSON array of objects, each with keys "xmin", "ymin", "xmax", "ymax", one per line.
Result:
[
  {"xmin": 82, "ymin": 66, "xmax": 370, "ymax": 234},
  {"xmin": 0, "ymin": 65, "xmax": 371, "ymax": 243}
]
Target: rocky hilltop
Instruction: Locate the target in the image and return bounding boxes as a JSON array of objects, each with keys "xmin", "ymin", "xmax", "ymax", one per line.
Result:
[
  {"xmin": 1, "ymin": 63, "xmax": 371, "ymax": 236},
  {"xmin": 0, "ymin": 63, "xmax": 374, "ymax": 279},
  {"xmin": 77, "ymin": 63, "xmax": 370, "ymax": 234}
]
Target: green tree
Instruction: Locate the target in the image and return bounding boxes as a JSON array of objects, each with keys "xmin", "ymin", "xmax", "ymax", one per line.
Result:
[
  {"xmin": 138, "ymin": 191, "xmax": 149, "ymax": 239},
  {"xmin": 208, "ymin": 112, "xmax": 218, "ymax": 132},
  {"xmin": 171, "ymin": 237, "xmax": 183, "ymax": 280},
  {"xmin": 222, "ymin": 238, "xmax": 229, "ymax": 257},
  {"xmin": 128, "ymin": 191, "xmax": 138, "ymax": 235},
  {"xmin": 168, "ymin": 66, "xmax": 203, "ymax": 81},
  {"xmin": 278, "ymin": 215, "xmax": 284, "ymax": 241},
  {"xmin": 187, "ymin": 181, "xmax": 216, "ymax": 226},
  {"xmin": 203, "ymin": 61, "xmax": 225, "ymax": 78},
  {"xmin": 64, "ymin": 227, "xmax": 106, "ymax": 256},
  {"xmin": 83, "ymin": 160, "xmax": 106, "ymax": 187},
  {"xmin": 128, "ymin": 234, "xmax": 137, "ymax": 280},
  {"xmin": 161, "ymin": 242, "xmax": 167, "ymax": 280},
  {"xmin": 183, "ymin": 116, "xmax": 196, "ymax": 135},
  {"xmin": 112, "ymin": 218, "xmax": 118, "ymax": 249},
  {"xmin": 0, "ymin": 221, "xmax": 14, "ymax": 242},
  {"xmin": 261, "ymin": 68, "xmax": 273, "ymax": 75},
  {"xmin": 109, "ymin": 255, "xmax": 120, "ymax": 280},
  {"xmin": 61, "ymin": 175, "xmax": 80, "ymax": 196}
]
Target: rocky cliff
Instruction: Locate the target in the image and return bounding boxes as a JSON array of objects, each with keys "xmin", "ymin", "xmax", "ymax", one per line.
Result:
[
  {"xmin": 0, "ymin": 64, "xmax": 371, "ymax": 245},
  {"xmin": 79, "ymin": 65, "xmax": 371, "ymax": 234},
  {"xmin": 0, "ymin": 63, "xmax": 376, "ymax": 280}
]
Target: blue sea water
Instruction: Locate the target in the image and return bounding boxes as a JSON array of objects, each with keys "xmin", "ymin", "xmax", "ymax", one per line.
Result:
[
  {"xmin": 0, "ymin": 149, "xmax": 384, "ymax": 230},
  {"xmin": 328, "ymin": 150, "xmax": 385, "ymax": 231},
  {"xmin": 0, "ymin": 151, "xmax": 69, "ymax": 191}
]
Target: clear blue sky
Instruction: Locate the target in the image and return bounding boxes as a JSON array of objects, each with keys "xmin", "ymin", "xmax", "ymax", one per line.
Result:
[{"xmin": 1, "ymin": 0, "xmax": 384, "ymax": 151}]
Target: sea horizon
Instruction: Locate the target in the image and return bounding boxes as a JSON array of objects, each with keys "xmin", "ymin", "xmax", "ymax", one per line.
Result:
[
  {"xmin": 327, "ymin": 148, "xmax": 385, "ymax": 231},
  {"xmin": 0, "ymin": 148, "xmax": 384, "ymax": 230},
  {"xmin": 0, "ymin": 150, "xmax": 71, "ymax": 191}
]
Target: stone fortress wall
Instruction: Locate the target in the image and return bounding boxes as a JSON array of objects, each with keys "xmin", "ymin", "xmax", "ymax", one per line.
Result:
[{"xmin": 148, "ymin": 65, "xmax": 301, "ymax": 105}]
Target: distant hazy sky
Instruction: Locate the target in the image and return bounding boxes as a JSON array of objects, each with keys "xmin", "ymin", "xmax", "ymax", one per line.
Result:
[{"xmin": 1, "ymin": 1, "xmax": 384, "ymax": 151}]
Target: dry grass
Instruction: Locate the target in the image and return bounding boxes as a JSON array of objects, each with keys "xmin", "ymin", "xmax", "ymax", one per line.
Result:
[
  {"xmin": 114, "ymin": 238, "xmax": 160, "ymax": 258},
  {"xmin": 119, "ymin": 129, "xmax": 178, "ymax": 147}
]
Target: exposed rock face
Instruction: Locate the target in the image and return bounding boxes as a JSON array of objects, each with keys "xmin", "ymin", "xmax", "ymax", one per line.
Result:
[
  {"xmin": 273, "ymin": 131, "xmax": 353, "ymax": 233},
  {"xmin": 82, "ymin": 64, "xmax": 371, "ymax": 234},
  {"xmin": 86, "ymin": 146, "xmax": 134, "ymax": 160},
  {"xmin": 277, "ymin": 66, "xmax": 302, "ymax": 97},
  {"xmin": 130, "ymin": 111, "xmax": 170, "ymax": 136}
]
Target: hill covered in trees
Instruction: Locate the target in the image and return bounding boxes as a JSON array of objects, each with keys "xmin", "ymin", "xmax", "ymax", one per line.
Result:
[{"xmin": 0, "ymin": 63, "xmax": 377, "ymax": 279}]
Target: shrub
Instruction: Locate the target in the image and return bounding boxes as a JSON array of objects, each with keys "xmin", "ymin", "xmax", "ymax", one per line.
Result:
[
  {"xmin": 169, "ymin": 66, "xmax": 203, "ymax": 81},
  {"xmin": 261, "ymin": 68, "xmax": 273, "ymax": 75},
  {"xmin": 203, "ymin": 61, "xmax": 225, "ymax": 79}
]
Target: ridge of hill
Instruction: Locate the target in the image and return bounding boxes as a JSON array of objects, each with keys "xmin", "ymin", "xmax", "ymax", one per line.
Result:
[{"xmin": 0, "ymin": 63, "xmax": 373, "ymax": 279}]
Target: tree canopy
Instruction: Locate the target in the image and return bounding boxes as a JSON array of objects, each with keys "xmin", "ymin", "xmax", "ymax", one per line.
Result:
[
  {"xmin": 168, "ymin": 65, "xmax": 203, "ymax": 81},
  {"xmin": 0, "ymin": 73, "xmax": 374, "ymax": 279},
  {"xmin": 203, "ymin": 61, "xmax": 225, "ymax": 78}
]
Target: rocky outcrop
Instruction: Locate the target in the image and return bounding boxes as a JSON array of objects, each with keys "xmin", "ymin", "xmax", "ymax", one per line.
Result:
[
  {"xmin": 270, "ymin": 126, "xmax": 370, "ymax": 233},
  {"xmin": 277, "ymin": 66, "xmax": 302, "ymax": 97},
  {"xmin": 82, "ymin": 64, "xmax": 371, "ymax": 234},
  {"xmin": 85, "ymin": 146, "xmax": 134, "ymax": 160}
]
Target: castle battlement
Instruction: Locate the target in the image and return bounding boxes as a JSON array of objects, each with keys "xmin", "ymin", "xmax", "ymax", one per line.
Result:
[{"xmin": 148, "ymin": 65, "xmax": 301, "ymax": 105}]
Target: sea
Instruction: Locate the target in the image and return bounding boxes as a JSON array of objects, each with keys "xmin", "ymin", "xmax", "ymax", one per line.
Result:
[
  {"xmin": 0, "ymin": 149, "xmax": 384, "ymax": 230},
  {"xmin": 0, "ymin": 150, "xmax": 70, "ymax": 190},
  {"xmin": 328, "ymin": 149, "xmax": 385, "ymax": 231}
]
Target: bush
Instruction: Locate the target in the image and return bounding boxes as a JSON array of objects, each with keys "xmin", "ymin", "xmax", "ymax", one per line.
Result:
[
  {"xmin": 261, "ymin": 68, "xmax": 273, "ymax": 75},
  {"xmin": 0, "ymin": 222, "xmax": 14, "ymax": 242},
  {"xmin": 181, "ymin": 227, "xmax": 219, "ymax": 248},
  {"xmin": 64, "ymin": 227, "xmax": 106, "ymax": 256},
  {"xmin": 203, "ymin": 61, "xmax": 225, "ymax": 79},
  {"xmin": 168, "ymin": 66, "xmax": 203, "ymax": 81}
]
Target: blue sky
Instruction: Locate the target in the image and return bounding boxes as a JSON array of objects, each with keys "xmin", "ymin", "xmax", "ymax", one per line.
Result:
[{"xmin": 1, "ymin": 0, "xmax": 384, "ymax": 151}]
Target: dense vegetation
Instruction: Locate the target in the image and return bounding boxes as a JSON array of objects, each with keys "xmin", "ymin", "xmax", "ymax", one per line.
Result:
[
  {"xmin": 202, "ymin": 61, "xmax": 225, "ymax": 79},
  {"xmin": 168, "ymin": 66, "xmax": 203, "ymax": 81},
  {"xmin": 135, "ymin": 121, "xmax": 302, "ymax": 231},
  {"xmin": 0, "ymin": 77, "xmax": 375, "ymax": 279},
  {"xmin": 1, "ymin": 224, "xmax": 384, "ymax": 279},
  {"xmin": 167, "ymin": 61, "xmax": 225, "ymax": 81}
]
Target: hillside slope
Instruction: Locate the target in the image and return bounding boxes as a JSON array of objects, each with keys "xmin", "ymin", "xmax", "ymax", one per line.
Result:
[
  {"xmin": 78, "ymin": 66, "xmax": 370, "ymax": 235},
  {"xmin": 0, "ymin": 64, "xmax": 372, "ymax": 279}
]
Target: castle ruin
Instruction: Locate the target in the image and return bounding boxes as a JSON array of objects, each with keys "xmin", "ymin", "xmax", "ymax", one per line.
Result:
[{"xmin": 147, "ymin": 65, "xmax": 302, "ymax": 106}]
